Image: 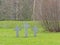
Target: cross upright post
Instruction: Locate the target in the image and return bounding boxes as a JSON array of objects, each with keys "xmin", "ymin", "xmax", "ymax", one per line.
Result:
[
  {"xmin": 33, "ymin": 26, "xmax": 38, "ymax": 37},
  {"xmin": 24, "ymin": 23, "xmax": 29, "ymax": 38},
  {"xmin": 15, "ymin": 26, "xmax": 20, "ymax": 37}
]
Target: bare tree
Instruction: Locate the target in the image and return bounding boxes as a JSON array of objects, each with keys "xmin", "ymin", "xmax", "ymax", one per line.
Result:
[
  {"xmin": 0, "ymin": 0, "xmax": 33, "ymax": 20},
  {"xmin": 32, "ymin": 0, "xmax": 36, "ymax": 20},
  {"xmin": 32, "ymin": 0, "xmax": 60, "ymax": 32},
  {"xmin": 41, "ymin": 0, "xmax": 60, "ymax": 32}
]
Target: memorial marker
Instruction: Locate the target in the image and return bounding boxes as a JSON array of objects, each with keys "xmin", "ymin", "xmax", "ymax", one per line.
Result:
[
  {"xmin": 24, "ymin": 23, "xmax": 29, "ymax": 37},
  {"xmin": 33, "ymin": 26, "xmax": 38, "ymax": 37},
  {"xmin": 15, "ymin": 26, "xmax": 20, "ymax": 37},
  {"xmin": 14, "ymin": 24, "xmax": 38, "ymax": 38}
]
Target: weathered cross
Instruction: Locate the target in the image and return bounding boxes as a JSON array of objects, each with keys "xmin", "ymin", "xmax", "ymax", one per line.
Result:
[
  {"xmin": 15, "ymin": 25, "xmax": 20, "ymax": 37},
  {"xmin": 24, "ymin": 23, "xmax": 29, "ymax": 37},
  {"xmin": 33, "ymin": 26, "xmax": 38, "ymax": 37}
]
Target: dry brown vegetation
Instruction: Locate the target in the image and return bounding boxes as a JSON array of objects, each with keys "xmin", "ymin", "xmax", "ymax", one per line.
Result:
[{"xmin": 34, "ymin": 0, "xmax": 60, "ymax": 32}]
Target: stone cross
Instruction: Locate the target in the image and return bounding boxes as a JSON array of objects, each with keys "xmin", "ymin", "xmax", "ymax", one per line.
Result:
[
  {"xmin": 15, "ymin": 26, "xmax": 20, "ymax": 37},
  {"xmin": 33, "ymin": 26, "xmax": 38, "ymax": 37},
  {"xmin": 24, "ymin": 23, "xmax": 29, "ymax": 37}
]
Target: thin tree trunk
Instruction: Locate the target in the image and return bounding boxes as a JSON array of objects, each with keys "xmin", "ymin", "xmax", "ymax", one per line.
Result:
[{"xmin": 32, "ymin": 0, "xmax": 36, "ymax": 21}]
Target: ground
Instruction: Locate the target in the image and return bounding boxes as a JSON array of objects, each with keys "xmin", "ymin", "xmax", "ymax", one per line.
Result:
[{"xmin": 0, "ymin": 21, "xmax": 60, "ymax": 45}]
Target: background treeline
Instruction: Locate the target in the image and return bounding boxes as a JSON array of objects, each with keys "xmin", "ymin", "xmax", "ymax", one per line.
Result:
[
  {"xmin": 0, "ymin": 0, "xmax": 33, "ymax": 21},
  {"xmin": 0, "ymin": 0, "xmax": 60, "ymax": 21},
  {"xmin": 0, "ymin": 0, "xmax": 60, "ymax": 32}
]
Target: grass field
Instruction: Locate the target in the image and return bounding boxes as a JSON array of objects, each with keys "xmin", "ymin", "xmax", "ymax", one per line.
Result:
[{"xmin": 0, "ymin": 21, "xmax": 60, "ymax": 45}]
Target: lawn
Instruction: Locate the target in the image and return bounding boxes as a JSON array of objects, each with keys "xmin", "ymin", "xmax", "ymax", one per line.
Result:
[{"xmin": 0, "ymin": 21, "xmax": 60, "ymax": 45}]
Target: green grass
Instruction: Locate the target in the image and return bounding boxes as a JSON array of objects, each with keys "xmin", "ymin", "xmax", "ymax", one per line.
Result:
[
  {"xmin": 0, "ymin": 21, "xmax": 60, "ymax": 45},
  {"xmin": 0, "ymin": 29, "xmax": 60, "ymax": 45}
]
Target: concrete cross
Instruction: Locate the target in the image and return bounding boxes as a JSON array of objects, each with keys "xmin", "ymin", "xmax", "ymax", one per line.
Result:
[
  {"xmin": 33, "ymin": 26, "xmax": 38, "ymax": 37},
  {"xmin": 15, "ymin": 25, "xmax": 20, "ymax": 37},
  {"xmin": 24, "ymin": 23, "xmax": 29, "ymax": 38}
]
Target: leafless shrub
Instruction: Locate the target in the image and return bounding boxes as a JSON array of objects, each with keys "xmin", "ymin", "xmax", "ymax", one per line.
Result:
[{"xmin": 41, "ymin": 0, "xmax": 60, "ymax": 32}]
